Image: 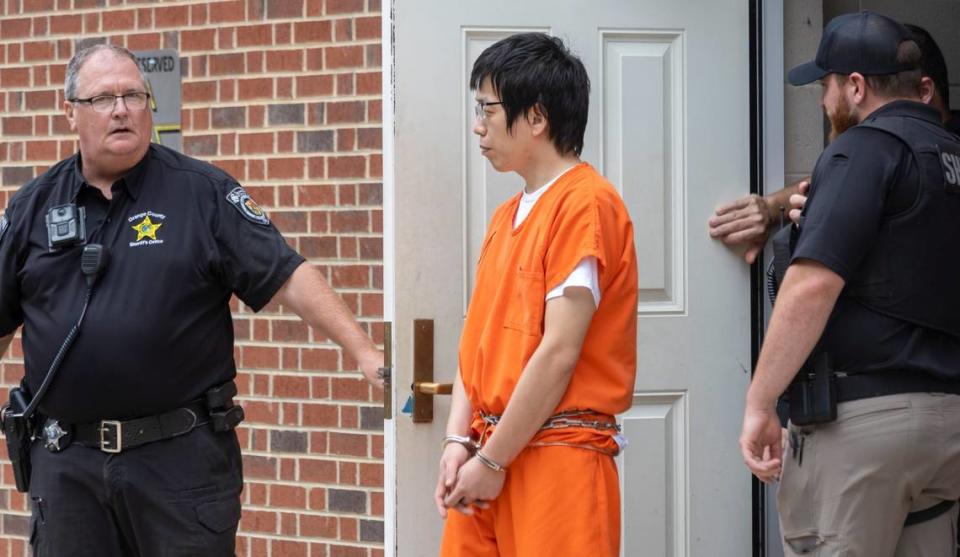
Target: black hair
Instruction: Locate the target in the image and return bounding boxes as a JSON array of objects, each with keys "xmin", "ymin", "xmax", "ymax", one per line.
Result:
[
  {"xmin": 470, "ymin": 33, "xmax": 590, "ymax": 157},
  {"xmin": 904, "ymin": 23, "xmax": 950, "ymax": 108}
]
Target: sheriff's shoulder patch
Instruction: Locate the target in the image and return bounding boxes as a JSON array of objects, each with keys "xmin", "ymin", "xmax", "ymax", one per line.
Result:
[{"xmin": 226, "ymin": 186, "xmax": 270, "ymax": 226}]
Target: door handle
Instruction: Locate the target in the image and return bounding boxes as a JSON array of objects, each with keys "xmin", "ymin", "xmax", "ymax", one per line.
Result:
[{"xmin": 413, "ymin": 382, "xmax": 453, "ymax": 395}]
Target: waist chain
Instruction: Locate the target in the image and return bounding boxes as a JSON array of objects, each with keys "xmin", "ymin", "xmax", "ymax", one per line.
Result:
[
  {"xmin": 480, "ymin": 409, "xmax": 621, "ymax": 432},
  {"xmin": 477, "ymin": 409, "xmax": 623, "ymax": 456}
]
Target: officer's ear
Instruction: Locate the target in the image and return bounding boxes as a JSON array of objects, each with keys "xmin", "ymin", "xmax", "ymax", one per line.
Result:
[
  {"xmin": 64, "ymin": 100, "xmax": 78, "ymax": 132},
  {"xmin": 847, "ymin": 72, "xmax": 868, "ymax": 105},
  {"xmin": 919, "ymin": 76, "xmax": 936, "ymax": 105}
]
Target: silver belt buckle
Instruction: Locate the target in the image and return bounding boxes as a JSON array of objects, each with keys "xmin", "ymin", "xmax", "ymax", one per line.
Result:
[{"xmin": 99, "ymin": 420, "xmax": 122, "ymax": 453}]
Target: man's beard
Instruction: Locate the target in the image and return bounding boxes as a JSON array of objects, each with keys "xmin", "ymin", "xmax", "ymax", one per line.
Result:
[{"xmin": 828, "ymin": 95, "xmax": 859, "ymax": 142}]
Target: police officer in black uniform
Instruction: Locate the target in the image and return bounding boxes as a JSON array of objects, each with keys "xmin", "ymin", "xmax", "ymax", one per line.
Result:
[
  {"xmin": 0, "ymin": 44, "xmax": 384, "ymax": 556},
  {"xmin": 739, "ymin": 12, "xmax": 960, "ymax": 556}
]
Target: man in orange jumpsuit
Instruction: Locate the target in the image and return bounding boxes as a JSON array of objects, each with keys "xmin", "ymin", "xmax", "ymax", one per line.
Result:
[{"xmin": 433, "ymin": 33, "xmax": 638, "ymax": 557}]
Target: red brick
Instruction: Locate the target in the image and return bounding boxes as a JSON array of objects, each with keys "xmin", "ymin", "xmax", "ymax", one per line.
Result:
[
  {"xmin": 325, "ymin": 45, "xmax": 363, "ymax": 69},
  {"xmin": 267, "ymin": 0, "xmax": 304, "ymax": 19},
  {"xmin": 240, "ymin": 509, "xmax": 277, "ymax": 533},
  {"xmin": 243, "ymin": 346, "xmax": 280, "ymax": 369},
  {"xmin": 127, "ymin": 33, "xmax": 162, "ymax": 51},
  {"xmin": 25, "ymin": 140, "xmax": 57, "ymax": 161},
  {"xmin": 25, "ymin": 91, "xmax": 56, "ymax": 111},
  {"xmin": 329, "ymin": 433, "xmax": 367, "ymax": 457},
  {"xmin": 236, "ymin": 24, "xmax": 273, "ymax": 47},
  {"xmin": 334, "ymin": 19, "xmax": 353, "ymax": 42},
  {"xmin": 274, "ymin": 375, "xmax": 309, "ymax": 398},
  {"xmin": 181, "ymin": 29, "xmax": 215, "ymax": 51},
  {"xmin": 300, "ymin": 514, "xmax": 337, "ymax": 538},
  {"xmin": 266, "ymin": 50, "xmax": 303, "ymax": 72},
  {"xmin": 328, "ymin": 156, "xmax": 366, "ymax": 178},
  {"xmin": 270, "ymin": 485, "xmax": 307, "ymax": 509},
  {"xmin": 210, "ymin": 53, "xmax": 245, "ymax": 75},
  {"xmin": 357, "ymin": 128, "xmax": 381, "ymax": 150},
  {"xmin": 102, "ymin": 9, "xmax": 136, "ymax": 31},
  {"xmin": 268, "ymin": 158, "xmax": 306, "ymax": 180},
  {"xmin": 238, "ymin": 78, "xmax": 273, "ymax": 100},
  {"xmin": 275, "ymin": 22, "xmax": 292, "ymax": 44},
  {"xmin": 83, "ymin": 12, "xmax": 99, "ymax": 33},
  {"xmin": 300, "ymin": 459, "xmax": 337, "ymax": 483},
  {"xmin": 271, "ymin": 540, "xmax": 307, "ymax": 557},
  {"xmin": 293, "ymin": 20, "xmax": 332, "ymax": 43},
  {"xmin": 303, "ymin": 403, "xmax": 339, "ymax": 427},
  {"xmin": 221, "ymin": 77, "xmax": 237, "ymax": 101},
  {"xmin": 50, "ymin": 14, "xmax": 82, "ymax": 35},
  {"xmin": 191, "ymin": 3, "xmax": 208, "ymax": 25},
  {"xmin": 336, "ymin": 129, "xmax": 355, "ymax": 152},
  {"xmin": 327, "ymin": 101, "xmax": 364, "ymax": 124},
  {"xmin": 357, "ymin": 72, "xmax": 381, "ymax": 95},
  {"xmin": 154, "ymin": 5, "xmax": 189, "ymax": 27},
  {"xmin": 244, "ymin": 399, "xmax": 279, "ymax": 426},
  {"xmin": 306, "ymin": 48, "xmax": 323, "ymax": 71},
  {"xmin": 183, "ymin": 81, "xmax": 217, "ymax": 103},
  {"xmin": 247, "ymin": 51, "xmax": 265, "ymax": 73},
  {"xmin": 137, "ymin": 8, "xmax": 153, "ymax": 28},
  {"xmin": 336, "ymin": 73, "xmax": 354, "ymax": 95},
  {"xmin": 210, "ymin": 0, "xmax": 246, "ymax": 23},
  {"xmin": 23, "ymin": 0, "xmax": 55, "ymax": 11},
  {"xmin": 356, "ymin": 16, "xmax": 380, "ymax": 40},
  {"xmin": 327, "ymin": 0, "xmax": 365, "ymax": 14},
  {"xmin": 0, "ymin": 68, "xmax": 29, "ymax": 88},
  {"xmin": 3, "ymin": 117, "xmax": 31, "ymax": 136},
  {"xmin": 296, "ymin": 75, "xmax": 333, "ymax": 98},
  {"xmin": 0, "ymin": 18, "xmax": 31, "ymax": 40},
  {"xmin": 217, "ymin": 28, "xmax": 235, "ymax": 50},
  {"xmin": 239, "ymin": 132, "xmax": 273, "ymax": 154},
  {"xmin": 272, "ymin": 319, "xmax": 309, "ymax": 342}
]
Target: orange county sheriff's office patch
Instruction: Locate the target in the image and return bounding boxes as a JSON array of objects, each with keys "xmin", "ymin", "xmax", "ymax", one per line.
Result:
[
  {"xmin": 226, "ymin": 186, "xmax": 270, "ymax": 226},
  {"xmin": 128, "ymin": 211, "xmax": 165, "ymax": 247}
]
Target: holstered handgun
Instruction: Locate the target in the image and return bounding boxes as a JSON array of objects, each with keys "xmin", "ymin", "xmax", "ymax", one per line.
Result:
[
  {"xmin": 1, "ymin": 384, "xmax": 34, "ymax": 492},
  {"xmin": 787, "ymin": 352, "xmax": 838, "ymax": 426}
]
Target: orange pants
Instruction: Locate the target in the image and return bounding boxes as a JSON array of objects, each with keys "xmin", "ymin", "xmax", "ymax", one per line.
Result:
[{"xmin": 439, "ymin": 445, "xmax": 620, "ymax": 557}]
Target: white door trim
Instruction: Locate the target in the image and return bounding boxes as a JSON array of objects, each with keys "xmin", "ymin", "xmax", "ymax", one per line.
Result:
[{"xmin": 381, "ymin": 1, "xmax": 397, "ymax": 555}]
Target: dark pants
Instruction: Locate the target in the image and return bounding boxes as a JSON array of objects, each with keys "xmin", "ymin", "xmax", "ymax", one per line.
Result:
[{"xmin": 28, "ymin": 425, "xmax": 243, "ymax": 557}]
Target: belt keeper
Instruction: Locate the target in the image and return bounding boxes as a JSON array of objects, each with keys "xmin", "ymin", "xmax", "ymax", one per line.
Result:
[{"xmin": 475, "ymin": 449, "xmax": 506, "ymax": 473}]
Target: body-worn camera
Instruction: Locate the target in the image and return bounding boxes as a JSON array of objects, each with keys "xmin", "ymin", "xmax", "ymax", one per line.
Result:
[
  {"xmin": 1, "ymin": 385, "xmax": 34, "ymax": 492},
  {"xmin": 787, "ymin": 352, "xmax": 838, "ymax": 426},
  {"xmin": 45, "ymin": 204, "xmax": 86, "ymax": 251}
]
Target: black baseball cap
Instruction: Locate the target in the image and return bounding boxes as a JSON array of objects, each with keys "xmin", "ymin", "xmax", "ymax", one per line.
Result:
[{"xmin": 788, "ymin": 11, "xmax": 916, "ymax": 86}]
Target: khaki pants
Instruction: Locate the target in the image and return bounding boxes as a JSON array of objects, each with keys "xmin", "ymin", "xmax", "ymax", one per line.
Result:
[{"xmin": 778, "ymin": 393, "xmax": 960, "ymax": 557}]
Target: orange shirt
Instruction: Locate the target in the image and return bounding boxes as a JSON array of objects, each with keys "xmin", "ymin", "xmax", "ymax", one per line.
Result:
[{"xmin": 459, "ymin": 163, "xmax": 638, "ymax": 417}]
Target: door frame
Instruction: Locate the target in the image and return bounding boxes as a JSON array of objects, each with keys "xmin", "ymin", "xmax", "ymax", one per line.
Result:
[{"xmin": 380, "ymin": 1, "xmax": 785, "ymax": 554}]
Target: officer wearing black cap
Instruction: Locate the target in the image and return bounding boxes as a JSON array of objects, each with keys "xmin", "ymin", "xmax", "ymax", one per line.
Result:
[
  {"xmin": 739, "ymin": 11, "xmax": 960, "ymax": 556},
  {"xmin": 0, "ymin": 44, "xmax": 384, "ymax": 556}
]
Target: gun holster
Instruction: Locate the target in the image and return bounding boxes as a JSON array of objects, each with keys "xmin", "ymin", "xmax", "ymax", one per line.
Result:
[
  {"xmin": 1, "ymin": 384, "xmax": 35, "ymax": 493},
  {"xmin": 787, "ymin": 352, "xmax": 838, "ymax": 426},
  {"xmin": 205, "ymin": 381, "xmax": 244, "ymax": 433}
]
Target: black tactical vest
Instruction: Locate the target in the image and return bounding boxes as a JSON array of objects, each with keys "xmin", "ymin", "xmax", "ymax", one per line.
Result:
[{"xmin": 774, "ymin": 109, "xmax": 960, "ymax": 338}]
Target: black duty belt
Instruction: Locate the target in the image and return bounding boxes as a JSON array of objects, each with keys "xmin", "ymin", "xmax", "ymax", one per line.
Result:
[
  {"xmin": 71, "ymin": 400, "xmax": 209, "ymax": 453},
  {"xmin": 836, "ymin": 372, "xmax": 960, "ymax": 403}
]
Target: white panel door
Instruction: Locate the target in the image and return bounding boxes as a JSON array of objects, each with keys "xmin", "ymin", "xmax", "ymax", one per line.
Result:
[{"xmin": 387, "ymin": 1, "xmax": 753, "ymax": 555}]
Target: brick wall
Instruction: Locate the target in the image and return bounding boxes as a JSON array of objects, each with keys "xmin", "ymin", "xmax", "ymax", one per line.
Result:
[{"xmin": 0, "ymin": 1, "xmax": 385, "ymax": 556}]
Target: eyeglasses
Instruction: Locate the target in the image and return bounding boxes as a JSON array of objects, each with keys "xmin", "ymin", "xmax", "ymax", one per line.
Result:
[
  {"xmin": 70, "ymin": 92, "xmax": 151, "ymax": 113},
  {"xmin": 474, "ymin": 100, "xmax": 504, "ymax": 120}
]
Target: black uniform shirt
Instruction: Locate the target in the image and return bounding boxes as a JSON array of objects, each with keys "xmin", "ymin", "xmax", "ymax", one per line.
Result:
[
  {"xmin": 792, "ymin": 101, "xmax": 960, "ymax": 379},
  {"xmin": 947, "ymin": 110, "xmax": 960, "ymax": 136},
  {"xmin": 0, "ymin": 144, "xmax": 305, "ymax": 422}
]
